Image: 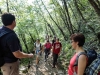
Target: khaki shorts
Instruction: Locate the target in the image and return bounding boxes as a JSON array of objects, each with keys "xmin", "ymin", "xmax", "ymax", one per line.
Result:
[{"xmin": 1, "ymin": 60, "xmax": 20, "ymax": 75}]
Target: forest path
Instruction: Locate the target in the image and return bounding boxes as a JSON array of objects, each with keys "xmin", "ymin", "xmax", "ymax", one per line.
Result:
[{"xmin": 23, "ymin": 53, "xmax": 67, "ymax": 75}]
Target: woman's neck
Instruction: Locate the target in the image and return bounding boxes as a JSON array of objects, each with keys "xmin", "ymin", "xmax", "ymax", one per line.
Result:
[{"xmin": 75, "ymin": 46, "xmax": 84, "ymax": 53}]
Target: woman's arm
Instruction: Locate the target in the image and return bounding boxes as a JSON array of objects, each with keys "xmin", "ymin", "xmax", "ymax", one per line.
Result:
[{"xmin": 78, "ymin": 55, "xmax": 87, "ymax": 75}]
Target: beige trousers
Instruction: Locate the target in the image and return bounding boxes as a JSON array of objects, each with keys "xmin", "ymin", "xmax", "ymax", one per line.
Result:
[{"xmin": 1, "ymin": 60, "xmax": 19, "ymax": 75}]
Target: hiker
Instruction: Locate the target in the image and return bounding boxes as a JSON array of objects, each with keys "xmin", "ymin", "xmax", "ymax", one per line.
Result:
[
  {"xmin": 0, "ymin": 13, "xmax": 33, "ymax": 75},
  {"xmin": 51, "ymin": 36, "xmax": 56, "ymax": 53},
  {"xmin": 48, "ymin": 35, "xmax": 52, "ymax": 43},
  {"xmin": 68, "ymin": 33, "xmax": 87, "ymax": 75},
  {"xmin": 44, "ymin": 40, "xmax": 52, "ymax": 62},
  {"xmin": 52, "ymin": 36, "xmax": 56, "ymax": 46},
  {"xmin": 52, "ymin": 38, "xmax": 62, "ymax": 68},
  {"xmin": 34, "ymin": 39, "xmax": 42, "ymax": 67}
]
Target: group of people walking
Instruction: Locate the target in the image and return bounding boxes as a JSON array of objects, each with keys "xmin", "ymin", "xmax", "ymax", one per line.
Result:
[
  {"xmin": 34, "ymin": 37, "xmax": 62, "ymax": 68},
  {"xmin": 0, "ymin": 12, "xmax": 62, "ymax": 75},
  {"xmin": 0, "ymin": 12, "xmax": 100, "ymax": 75}
]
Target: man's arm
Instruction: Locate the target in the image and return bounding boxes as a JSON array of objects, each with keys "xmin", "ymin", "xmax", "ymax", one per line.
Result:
[{"xmin": 13, "ymin": 50, "xmax": 33, "ymax": 58}]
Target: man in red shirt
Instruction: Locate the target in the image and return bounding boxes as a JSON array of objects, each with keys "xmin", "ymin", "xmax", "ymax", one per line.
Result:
[{"xmin": 52, "ymin": 38, "xmax": 62, "ymax": 68}]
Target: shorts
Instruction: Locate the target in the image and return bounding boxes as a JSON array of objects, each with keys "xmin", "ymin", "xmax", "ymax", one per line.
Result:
[{"xmin": 36, "ymin": 50, "xmax": 41, "ymax": 57}]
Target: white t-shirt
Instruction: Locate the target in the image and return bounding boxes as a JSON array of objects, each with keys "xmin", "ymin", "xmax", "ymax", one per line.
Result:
[{"xmin": 35, "ymin": 43, "xmax": 41, "ymax": 50}]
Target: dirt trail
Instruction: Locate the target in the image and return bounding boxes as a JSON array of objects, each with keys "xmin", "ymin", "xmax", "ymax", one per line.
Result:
[{"xmin": 20, "ymin": 53, "xmax": 67, "ymax": 75}]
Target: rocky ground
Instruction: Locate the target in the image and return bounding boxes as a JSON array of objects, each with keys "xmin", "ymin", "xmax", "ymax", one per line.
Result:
[{"xmin": 20, "ymin": 53, "xmax": 67, "ymax": 75}]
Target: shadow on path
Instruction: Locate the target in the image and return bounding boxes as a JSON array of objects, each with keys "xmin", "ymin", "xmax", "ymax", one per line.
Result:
[{"xmin": 25, "ymin": 53, "xmax": 67, "ymax": 75}]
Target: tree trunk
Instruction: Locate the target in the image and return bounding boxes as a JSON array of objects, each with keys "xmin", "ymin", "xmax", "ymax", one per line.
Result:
[
  {"xmin": 0, "ymin": 8, "xmax": 2, "ymax": 14},
  {"xmin": 6, "ymin": 0, "xmax": 9, "ymax": 12},
  {"xmin": 88, "ymin": 0, "xmax": 100, "ymax": 17},
  {"xmin": 62, "ymin": 0, "xmax": 74, "ymax": 35},
  {"xmin": 74, "ymin": 0, "xmax": 86, "ymax": 22},
  {"xmin": 47, "ymin": 24, "xmax": 56, "ymax": 36}
]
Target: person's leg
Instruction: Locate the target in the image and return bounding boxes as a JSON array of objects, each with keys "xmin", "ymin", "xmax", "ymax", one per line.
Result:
[
  {"xmin": 55, "ymin": 54, "xmax": 58, "ymax": 66},
  {"xmin": 48, "ymin": 49, "xmax": 51, "ymax": 55},
  {"xmin": 52, "ymin": 53, "xmax": 58, "ymax": 68},
  {"xmin": 36, "ymin": 55, "xmax": 40, "ymax": 68},
  {"xmin": 36, "ymin": 50, "xmax": 41, "ymax": 64},
  {"xmin": 1, "ymin": 60, "xmax": 20, "ymax": 75},
  {"xmin": 47, "ymin": 49, "xmax": 50, "ymax": 58},
  {"xmin": 36, "ymin": 56, "xmax": 39, "ymax": 64},
  {"xmin": 44, "ymin": 49, "xmax": 48, "ymax": 61},
  {"xmin": 52, "ymin": 53, "xmax": 56, "ymax": 68}
]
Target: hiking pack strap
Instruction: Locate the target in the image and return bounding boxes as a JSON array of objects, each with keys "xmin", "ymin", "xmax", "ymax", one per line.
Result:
[
  {"xmin": 74, "ymin": 52, "xmax": 87, "ymax": 66},
  {"xmin": 73, "ymin": 66, "xmax": 77, "ymax": 75},
  {"xmin": 34, "ymin": 43, "xmax": 42, "ymax": 50},
  {"xmin": 0, "ymin": 29, "xmax": 11, "ymax": 67},
  {"xmin": 0, "ymin": 30, "xmax": 10, "ymax": 38},
  {"xmin": 35, "ymin": 43, "xmax": 41, "ymax": 47}
]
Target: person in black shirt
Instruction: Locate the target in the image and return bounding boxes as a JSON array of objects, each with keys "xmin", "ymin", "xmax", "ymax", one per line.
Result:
[
  {"xmin": 52, "ymin": 36, "xmax": 56, "ymax": 46},
  {"xmin": 0, "ymin": 12, "xmax": 33, "ymax": 75}
]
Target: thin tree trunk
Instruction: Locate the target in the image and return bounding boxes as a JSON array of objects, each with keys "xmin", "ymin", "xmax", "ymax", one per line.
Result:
[
  {"xmin": 18, "ymin": 27, "xmax": 29, "ymax": 53},
  {"xmin": 96, "ymin": 0, "xmax": 100, "ymax": 8},
  {"xmin": 6, "ymin": 0, "xmax": 9, "ymax": 12},
  {"xmin": 26, "ymin": 28, "xmax": 35, "ymax": 43},
  {"xmin": 52, "ymin": 0, "xmax": 73, "ymax": 35},
  {"xmin": 68, "ymin": 2, "xmax": 78, "ymax": 32},
  {"xmin": 41, "ymin": 0, "xmax": 67, "ymax": 40},
  {"xmin": 47, "ymin": 23, "xmax": 56, "ymax": 36},
  {"xmin": 88, "ymin": 0, "xmax": 100, "ymax": 17},
  {"xmin": 53, "ymin": 6, "xmax": 68, "ymax": 40},
  {"xmin": 35, "ymin": 0, "xmax": 57, "ymax": 36},
  {"xmin": 74, "ymin": 0, "xmax": 86, "ymax": 22},
  {"xmin": 62, "ymin": 0, "xmax": 74, "ymax": 34},
  {"xmin": 0, "ymin": 8, "xmax": 2, "ymax": 14}
]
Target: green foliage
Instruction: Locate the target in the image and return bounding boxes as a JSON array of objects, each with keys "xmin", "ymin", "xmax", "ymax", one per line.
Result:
[{"xmin": 0, "ymin": 0, "xmax": 100, "ymax": 71}]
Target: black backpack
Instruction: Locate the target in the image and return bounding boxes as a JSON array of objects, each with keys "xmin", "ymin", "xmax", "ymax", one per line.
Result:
[
  {"xmin": 74, "ymin": 49, "xmax": 97, "ymax": 75},
  {"xmin": 34, "ymin": 43, "xmax": 42, "ymax": 55},
  {"xmin": 0, "ymin": 29, "xmax": 11, "ymax": 67}
]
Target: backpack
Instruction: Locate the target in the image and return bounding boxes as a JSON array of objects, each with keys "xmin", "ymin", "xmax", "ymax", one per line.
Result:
[
  {"xmin": 74, "ymin": 49, "xmax": 97, "ymax": 75},
  {"xmin": 85, "ymin": 55, "xmax": 100, "ymax": 75},
  {"xmin": 34, "ymin": 43, "xmax": 42, "ymax": 50},
  {"xmin": 0, "ymin": 29, "xmax": 11, "ymax": 67},
  {"xmin": 34, "ymin": 43, "xmax": 42, "ymax": 55}
]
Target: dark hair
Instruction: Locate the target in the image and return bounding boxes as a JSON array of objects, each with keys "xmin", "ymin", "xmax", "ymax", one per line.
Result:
[
  {"xmin": 1, "ymin": 13, "xmax": 15, "ymax": 26},
  {"xmin": 56, "ymin": 38, "xmax": 59, "ymax": 41},
  {"xmin": 70, "ymin": 33, "xmax": 85, "ymax": 47},
  {"xmin": 37, "ymin": 38, "xmax": 40, "ymax": 41},
  {"xmin": 47, "ymin": 40, "xmax": 49, "ymax": 42},
  {"xmin": 53, "ymin": 36, "xmax": 56, "ymax": 39}
]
